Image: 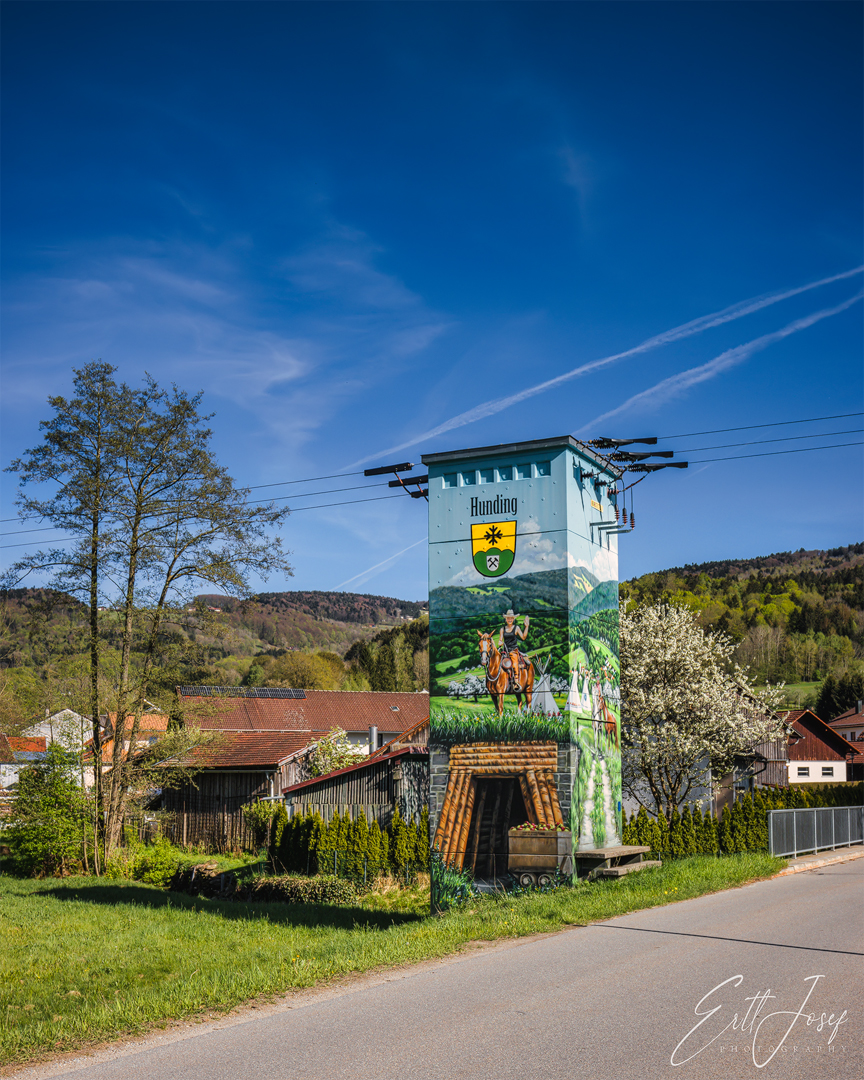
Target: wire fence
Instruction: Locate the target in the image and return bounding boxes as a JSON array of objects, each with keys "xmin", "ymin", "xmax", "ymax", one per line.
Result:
[{"xmin": 768, "ymin": 806, "xmax": 864, "ymax": 859}]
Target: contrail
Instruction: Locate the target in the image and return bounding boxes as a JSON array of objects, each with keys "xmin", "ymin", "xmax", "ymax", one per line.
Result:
[
  {"xmin": 335, "ymin": 537, "xmax": 426, "ymax": 590},
  {"xmin": 577, "ymin": 292, "xmax": 864, "ymax": 434},
  {"xmin": 349, "ymin": 265, "xmax": 863, "ymax": 468}
]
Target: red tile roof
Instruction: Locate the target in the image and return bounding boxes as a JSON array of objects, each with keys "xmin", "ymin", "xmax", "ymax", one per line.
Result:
[
  {"xmin": 108, "ymin": 714, "xmax": 170, "ymax": 734},
  {"xmin": 7, "ymin": 736, "xmax": 47, "ymax": 753},
  {"xmin": 829, "ymin": 703, "xmax": 864, "ymax": 723},
  {"xmin": 177, "ymin": 688, "xmax": 429, "ymax": 736},
  {"xmin": 171, "ymin": 731, "xmax": 310, "ymax": 769},
  {"xmin": 0, "ymin": 734, "xmax": 47, "ymax": 761}
]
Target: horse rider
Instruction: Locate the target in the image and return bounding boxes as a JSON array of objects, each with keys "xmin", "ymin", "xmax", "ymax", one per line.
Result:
[{"xmin": 498, "ymin": 608, "xmax": 529, "ymax": 690}]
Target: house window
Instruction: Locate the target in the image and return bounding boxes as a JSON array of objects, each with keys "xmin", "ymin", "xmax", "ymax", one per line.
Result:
[
  {"xmin": 515, "ymin": 464, "xmax": 531, "ymax": 480},
  {"xmin": 460, "ymin": 471, "xmax": 476, "ymax": 486},
  {"xmin": 498, "ymin": 466, "xmax": 513, "ymax": 481},
  {"xmin": 797, "ymin": 767, "xmax": 810, "ymax": 778},
  {"xmin": 821, "ymin": 766, "xmax": 834, "ymax": 777},
  {"xmin": 442, "ymin": 473, "xmax": 457, "ymax": 489},
  {"xmin": 534, "ymin": 460, "xmax": 551, "ymax": 477},
  {"xmin": 479, "ymin": 468, "xmax": 495, "ymax": 484}
]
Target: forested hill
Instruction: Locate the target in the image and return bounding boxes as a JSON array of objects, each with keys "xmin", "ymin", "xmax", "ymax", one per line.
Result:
[
  {"xmin": 621, "ymin": 542, "xmax": 864, "ymax": 716},
  {"xmin": 641, "ymin": 543, "xmax": 864, "ymax": 583},
  {"xmin": 199, "ymin": 591, "xmax": 426, "ymax": 625}
]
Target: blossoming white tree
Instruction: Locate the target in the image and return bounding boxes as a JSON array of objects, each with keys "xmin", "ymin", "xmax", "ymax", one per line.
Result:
[{"xmin": 619, "ymin": 602, "xmax": 785, "ymax": 820}]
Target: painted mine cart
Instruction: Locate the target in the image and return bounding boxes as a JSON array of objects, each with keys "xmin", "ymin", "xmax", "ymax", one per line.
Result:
[{"xmin": 508, "ymin": 827, "xmax": 572, "ymax": 886}]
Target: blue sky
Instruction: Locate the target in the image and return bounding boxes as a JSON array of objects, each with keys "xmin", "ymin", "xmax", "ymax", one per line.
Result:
[{"xmin": 2, "ymin": 1, "xmax": 862, "ymax": 601}]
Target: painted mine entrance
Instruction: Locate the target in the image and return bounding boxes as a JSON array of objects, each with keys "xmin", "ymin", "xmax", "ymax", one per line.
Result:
[
  {"xmin": 432, "ymin": 741, "xmax": 566, "ymax": 877},
  {"xmin": 466, "ymin": 776, "xmax": 527, "ymax": 877}
]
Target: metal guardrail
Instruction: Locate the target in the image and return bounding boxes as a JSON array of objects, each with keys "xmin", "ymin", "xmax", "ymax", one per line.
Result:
[{"xmin": 768, "ymin": 806, "xmax": 864, "ymax": 858}]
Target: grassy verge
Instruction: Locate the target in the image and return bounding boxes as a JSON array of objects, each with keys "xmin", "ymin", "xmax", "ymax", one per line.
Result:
[{"xmin": 0, "ymin": 853, "xmax": 781, "ymax": 1065}]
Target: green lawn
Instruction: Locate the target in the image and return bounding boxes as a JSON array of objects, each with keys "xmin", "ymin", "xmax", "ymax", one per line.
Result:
[{"xmin": 0, "ymin": 852, "xmax": 783, "ymax": 1065}]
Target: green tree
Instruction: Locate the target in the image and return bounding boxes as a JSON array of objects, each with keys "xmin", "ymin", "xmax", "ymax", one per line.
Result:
[
  {"xmin": 7, "ymin": 746, "xmax": 90, "ymax": 876},
  {"xmin": 816, "ymin": 667, "xmax": 864, "ymax": 720},
  {"xmin": 4, "ymin": 363, "xmax": 291, "ymax": 859}
]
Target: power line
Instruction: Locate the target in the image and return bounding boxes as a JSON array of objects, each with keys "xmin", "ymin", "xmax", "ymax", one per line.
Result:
[
  {"xmin": 0, "ymin": 470, "xmax": 374, "ymax": 522},
  {"xmin": 679, "ymin": 427, "xmax": 862, "ymax": 454},
  {"xmin": 0, "ymin": 536, "xmax": 78, "ymax": 551},
  {"xmin": 287, "ymin": 493, "xmax": 409, "ymax": 513},
  {"xmin": 657, "ymin": 411, "xmax": 863, "ymax": 441},
  {"xmin": 0, "ymin": 479, "xmax": 393, "ymax": 531},
  {"xmin": 688, "ymin": 440, "xmax": 863, "ymax": 464},
  {"xmin": 246, "ymin": 470, "xmax": 365, "ymax": 490},
  {"xmin": 0, "ymin": 493, "xmax": 412, "ymax": 550}
]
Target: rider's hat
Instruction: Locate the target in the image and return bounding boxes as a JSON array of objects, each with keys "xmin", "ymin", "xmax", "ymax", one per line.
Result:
[{"xmin": 504, "ymin": 608, "xmax": 517, "ymax": 619}]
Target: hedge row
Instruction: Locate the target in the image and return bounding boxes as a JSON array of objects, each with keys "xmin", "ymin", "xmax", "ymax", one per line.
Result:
[
  {"xmin": 243, "ymin": 874, "xmax": 358, "ymax": 904},
  {"xmin": 168, "ymin": 864, "xmax": 358, "ymax": 904},
  {"xmin": 622, "ymin": 782, "xmax": 863, "ymax": 858},
  {"xmin": 268, "ymin": 806, "xmax": 430, "ymax": 877}
]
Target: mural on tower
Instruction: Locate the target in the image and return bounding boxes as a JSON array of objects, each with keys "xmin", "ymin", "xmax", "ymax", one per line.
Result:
[{"xmin": 422, "ymin": 437, "xmax": 622, "ymax": 888}]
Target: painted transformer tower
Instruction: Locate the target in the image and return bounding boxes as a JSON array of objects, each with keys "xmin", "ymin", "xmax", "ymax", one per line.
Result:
[{"xmin": 422, "ymin": 436, "xmax": 622, "ymax": 884}]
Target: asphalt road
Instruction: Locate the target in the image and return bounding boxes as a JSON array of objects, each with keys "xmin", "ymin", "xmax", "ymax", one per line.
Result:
[{"xmin": 14, "ymin": 860, "xmax": 863, "ymax": 1080}]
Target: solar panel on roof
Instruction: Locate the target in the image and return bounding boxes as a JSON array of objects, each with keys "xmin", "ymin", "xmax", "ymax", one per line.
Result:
[{"xmin": 177, "ymin": 686, "xmax": 307, "ymax": 699}]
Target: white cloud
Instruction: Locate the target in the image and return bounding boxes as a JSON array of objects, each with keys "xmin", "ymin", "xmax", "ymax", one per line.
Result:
[
  {"xmin": 349, "ymin": 265, "xmax": 864, "ymax": 467},
  {"xmin": 579, "ymin": 291, "xmax": 864, "ymax": 432}
]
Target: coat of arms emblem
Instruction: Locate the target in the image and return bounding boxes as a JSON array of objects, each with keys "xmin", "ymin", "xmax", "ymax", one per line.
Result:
[{"xmin": 470, "ymin": 520, "xmax": 516, "ymax": 578}]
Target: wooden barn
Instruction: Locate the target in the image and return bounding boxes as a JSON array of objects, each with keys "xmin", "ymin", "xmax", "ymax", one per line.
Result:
[
  {"xmin": 282, "ymin": 717, "xmax": 430, "ymax": 826},
  {"xmin": 161, "ymin": 732, "xmax": 307, "ymax": 851}
]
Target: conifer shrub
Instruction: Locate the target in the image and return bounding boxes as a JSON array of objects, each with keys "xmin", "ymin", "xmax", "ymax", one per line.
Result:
[
  {"xmin": 679, "ymin": 807, "xmax": 698, "ymax": 856},
  {"xmin": 269, "ymin": 805, "xmax": 289, "ymax": 868},
  {"xmin": 389, "ymin": 809, "xmax": 413, "ymax": 873}
]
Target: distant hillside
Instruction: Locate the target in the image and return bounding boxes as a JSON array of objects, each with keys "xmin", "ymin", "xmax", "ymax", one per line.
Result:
[
  {"xmin": 0, "ymin": 586, "xmax": 428, "ymax": 728},
  {"xmin": 657, "ymin": 543, "xmax": 864, "ymax": 581},
  {"xmin": 621, "ymin": 542, "xmax": 864, "ymax": 716},
  {"xmin": 199, "ymin": 590, "xmax": 426, "ymax": 625}
]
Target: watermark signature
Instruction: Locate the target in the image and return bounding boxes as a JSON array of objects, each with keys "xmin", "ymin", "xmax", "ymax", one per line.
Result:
[{"xmin": 671, "ymin": 975, "xmax": 848, "ymax": 1068}]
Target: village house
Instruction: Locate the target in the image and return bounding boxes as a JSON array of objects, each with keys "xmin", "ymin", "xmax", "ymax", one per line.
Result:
[
  {"xmin": 82, "ymin": 713, "xmax": 171, "ymax": 789},
  {"xmin": 21, "ymin": 709, "xmax": 92, "ymax": 752},
  {"xmin": 827, "ymin": 700, "xmax": 864, "ymax": 744},
  {"xmin": 827, "ymin": 700, "xmax": 864, "ymax": 781},
  {"xmin": 780, "ymin": 709, "xmax": 858, "ymax": 783},
  {"xmin": 0, "ymin": 734, "xmax": 47, "ymax": 791}
]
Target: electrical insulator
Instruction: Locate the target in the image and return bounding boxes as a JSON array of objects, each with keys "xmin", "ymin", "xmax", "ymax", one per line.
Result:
[
  {"xmin": 630, "ymin": 511, "xmax": 635, "ymax": 529},
  {"xmin": 614, "ymin": 505, "xmax": 620, "ymax": 522}
]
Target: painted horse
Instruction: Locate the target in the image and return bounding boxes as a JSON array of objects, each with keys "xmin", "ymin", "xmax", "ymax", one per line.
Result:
[
  {"xmin": 477, "ymin": 631, "xmax": 535, "ymax": 716},
  {"xmin": 592, "ymin": 664, "xmax": 619, "ymax": 748}
]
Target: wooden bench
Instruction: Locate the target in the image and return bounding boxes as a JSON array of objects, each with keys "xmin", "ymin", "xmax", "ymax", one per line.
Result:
[
  {"xmin": 594, "ymin": 860, "xmax": 663, "ymax": 878},
  {"xmin": 573, "ymin": 844, "xmax": 660, "ymax": 880}
]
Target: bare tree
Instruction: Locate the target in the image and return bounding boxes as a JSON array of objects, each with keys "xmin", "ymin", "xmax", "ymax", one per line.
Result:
[{"xmin": 4, "ymin": 362, "xmax": 292, "ymax": 859}]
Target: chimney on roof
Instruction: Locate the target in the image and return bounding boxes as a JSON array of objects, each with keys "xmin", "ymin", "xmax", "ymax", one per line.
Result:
[
  {"xmin": 858, "ymin": 700, "xmax": 863, "ymax": 714},
  {"xmin": 368, "ymin": 725, "xmax": 378, "ymax": 754}
]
